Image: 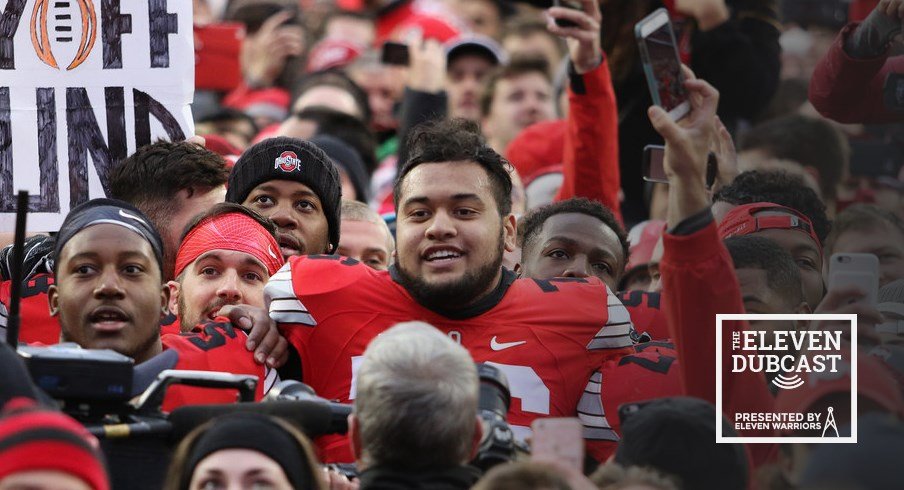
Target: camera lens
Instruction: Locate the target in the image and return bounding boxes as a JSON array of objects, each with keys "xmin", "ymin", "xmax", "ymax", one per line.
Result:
[{"xmin": 477, "ymin": 363, "xmax": 510, "ymax": 419}]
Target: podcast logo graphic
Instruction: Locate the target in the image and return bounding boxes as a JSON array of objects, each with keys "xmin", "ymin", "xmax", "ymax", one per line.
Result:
[
  {"xmin": 716, "ymin": 314, "xmax": 858, "ymax": 444},
  {"xmin": 730, "ymin": 329, "xmax": 843, "ymax": 391}
]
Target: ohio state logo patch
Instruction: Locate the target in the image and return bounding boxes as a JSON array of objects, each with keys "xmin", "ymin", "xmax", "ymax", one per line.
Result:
[{"xmin": 275, "ymin": 151, "xmax": 302, "ymax": 172}]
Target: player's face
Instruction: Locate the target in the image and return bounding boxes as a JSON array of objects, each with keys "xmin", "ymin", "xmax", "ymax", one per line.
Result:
[
  {"xmin": 243, "ymin": 180, "xmax": 331, "ymax": 257},
  {"xmin": 753, "ymin": 228, "xmax": 824, "ymax": 310},
  {"xmin": 173, "ymin": 250, "xmax": 269, "ymax": 329},
  {"xmin": 189, "ymin": 449, "xmax": 293, "ymax": 490},
  {"xmin": 395, "ymin": 161, "xmax": 516, "ymax": 309},
  {"xmin": 338, "ymin": 219, "xmax": 393, "ymax": 271},
  {"xmin": 447, "ymin": 54, "xmax": 495, "ymax": 121},
  {"xmin": 519, "ymin": 213, "xmax": 625, "ymax": 291},
  {"xmin": 49, "ymin": 224, "xmax": 167, "ymax": 363}
]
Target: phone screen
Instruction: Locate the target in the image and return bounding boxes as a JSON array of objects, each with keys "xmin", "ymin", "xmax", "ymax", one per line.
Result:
[
  {"xmin": 640, "ymin": 18, "xmax": 687, "ymax": 113},
  {"xmin": 381, "ymin": 42, "xmax": 410, "ymax": 66},
  {"xmin": 643, "ymin": 145, "xmax": 668, "ymax": 184}
]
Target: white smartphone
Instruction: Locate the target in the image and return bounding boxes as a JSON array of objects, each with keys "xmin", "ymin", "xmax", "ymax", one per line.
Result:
[
  {"xmin": 828, "ymin": 253, "xmax": 879, "ymax": 306},
  {"xmin": 530, "ymin": 417, "xmax": 584, "ymax": 472},
  {"xmin": 635, "ymin": 8, "xmax": 690, "ymax": 121}
]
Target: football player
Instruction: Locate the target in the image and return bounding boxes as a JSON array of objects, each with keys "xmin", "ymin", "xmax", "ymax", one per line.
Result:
[
  {"xmin": 266, "ymin": 119, "xmax": 636, "ymax": 462},
  {"xmin": 47, "ymin": 199, "xmax": 281, "ymax": 410}
]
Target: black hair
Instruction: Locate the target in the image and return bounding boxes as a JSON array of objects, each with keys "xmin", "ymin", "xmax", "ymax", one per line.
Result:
[
  {"xmin": 738, "ymin": 115, "xmax": 848, "ymax": 200},
  {"xmin": 725, "ymin": 235, "xmax": 804, "ymax": 305},
  {"xmin": 518, "ymin": 197, "xmax": 629, "ymax": 273},
  {"xmin": 110, "ymin": 140, "xmax": 229, "ymax": 233},
  {"xmin": 393, "ymin": 119, "xmax": 513, "ymax": 216},
  {"xmin": 713, "ymin": 170, "xmax": 832, "ymax": 244},
  {"xmin": 826, "ymin": 204, "xmax": 904, "ymax": 258},
  {"xmin": 295, "ymin": 107, "xmax": 378, "ymax": 174}
]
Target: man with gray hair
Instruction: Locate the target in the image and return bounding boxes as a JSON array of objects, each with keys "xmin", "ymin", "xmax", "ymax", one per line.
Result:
[{"xmin": 349, "ymin": 322, "xmax": 482, "ymax": 489}]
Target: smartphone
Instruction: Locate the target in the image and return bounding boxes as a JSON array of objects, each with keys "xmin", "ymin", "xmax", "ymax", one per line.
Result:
[
  {"xmin": 643, "ymin": 145, "xmax": 668, "ymax": 184},
  {"xmin": 381, "ymin": 41, "xmax": 410, "ymax": 66},
  {"xmin": 828, "ymin": 253, "xmax": 879, "ymax": 306},
  {"xmin": 530, "ymin": 417, "xmax": 583, "ymax": 472},
  {"xmin": 553, "ymin": 0, "xmax": 582, "ymax": 28},
  {"xmin": 194, "ymin": 23, "xmax": 244, "ymax": 91},
  {"xmin": 635, "ymin": 9, "xmax": 690, "ymax": 121}
]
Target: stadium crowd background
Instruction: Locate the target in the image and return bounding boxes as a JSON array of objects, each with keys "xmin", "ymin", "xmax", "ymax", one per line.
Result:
[{"xmin": 0, "ymin": 0, "xmax": 903, "ymax": 488}]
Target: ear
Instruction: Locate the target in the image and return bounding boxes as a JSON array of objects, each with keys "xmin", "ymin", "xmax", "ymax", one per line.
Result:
[
  {"xmin": 160, "ymin": 283, "xmax": 172, "ymax": 318},
  {"xmin": 502, "ymin": 213, "xmax": 517, "ymax": 253},
  {"xmin": 348, "ymin": 414, "xmax": 362, "ymax": 462},
  {"xmin": 47, "ymin": 284, "xmax": 59, "ymax": 316},
  {"xmin": 469, "ymin": 416, "xmax": 483, "ymax": 461},
  {"xmin": 166, "ymin": 281, "xmax": 180, "ymax": 316},
  {"xmin": 793, "ymin": 301, "xmax": 812, "ymax": 330}
]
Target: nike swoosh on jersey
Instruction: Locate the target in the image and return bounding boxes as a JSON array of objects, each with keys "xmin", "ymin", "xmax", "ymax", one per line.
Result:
[{"xmin": 490, "ymin": 336, "xmax": 527, "ymax": 351}]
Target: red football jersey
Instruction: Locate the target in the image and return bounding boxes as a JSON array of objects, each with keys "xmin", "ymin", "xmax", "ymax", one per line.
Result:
[
  {"xmin": 160, "ymin": 319, "xmax": 278, "ymax": 412},
  {"xmin": 618, "ymin": 290, "xmax": 670, "ymax": 341},
  {"xmin": 587, "ymin": 340, "xmax": 682, "ymax": 462},
  {"xmin": 265, "ymin": 255, "xmax": 636, "ymax": 462},
  {"xmin": 0, "ymin": 273, "xmax": 59, "ymax": 345}
]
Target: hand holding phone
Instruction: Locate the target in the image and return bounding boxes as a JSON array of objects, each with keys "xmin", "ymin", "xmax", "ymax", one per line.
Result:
[
  {"xmin": 530, "ymin": 417, "xmax": 584, "ymax": 472},
  {"xmin": 635, "ymin": 9, "xmax": 690, "ymax": 121}
]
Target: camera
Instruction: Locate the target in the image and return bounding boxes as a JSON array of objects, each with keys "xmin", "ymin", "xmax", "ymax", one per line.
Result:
[{"xmin": 472, "ymin": 363, "xmax": 517, "ymax": 471}]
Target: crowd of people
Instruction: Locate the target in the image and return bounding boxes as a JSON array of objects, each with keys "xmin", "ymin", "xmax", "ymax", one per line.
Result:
[{"xmin": 1, "ymin": 0, "xmax": 903, "ymax": 488}]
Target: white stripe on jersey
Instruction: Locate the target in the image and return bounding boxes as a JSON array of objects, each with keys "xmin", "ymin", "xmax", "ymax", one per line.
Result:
[
  {"xmin": 0, "ymin": 302, "xmax": 7, "ymax": 341},
  {"xmin": 264, "ymin": 262, "xmax": 317, "ymax": 326},
  {"xmin": 587, "ymin": 286, "xmax": 635, "ymax": 351},
  {"xmin": 262, "ymin": 365, "xmax": 280, "ymax": 395},
  {"xmin": 578, "ymin": 370, "xmax": 619, "ymax": 442}
]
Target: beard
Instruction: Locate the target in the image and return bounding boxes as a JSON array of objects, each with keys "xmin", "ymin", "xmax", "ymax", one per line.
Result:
[
  {"xmin": 395, "ymin": 231, "xmax": 505, "ymax": 312},
  {"xmin": 178, "ymin": 293, "xmax": 231, "ymax": 329}
]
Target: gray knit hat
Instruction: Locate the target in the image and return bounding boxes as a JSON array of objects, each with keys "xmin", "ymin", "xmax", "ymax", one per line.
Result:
[{"xmin": 226, "ymin": 137, "xmax": 341, "ymax": 253}]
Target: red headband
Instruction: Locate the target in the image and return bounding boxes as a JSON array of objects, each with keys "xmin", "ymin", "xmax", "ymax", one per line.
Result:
[
  {"xmin": 175, "ymin": 212, "xmax": 284, "ymax": 278},
  {"xmin": 718, "ymin": 202, "xmax": 822, "ymax": 256}
]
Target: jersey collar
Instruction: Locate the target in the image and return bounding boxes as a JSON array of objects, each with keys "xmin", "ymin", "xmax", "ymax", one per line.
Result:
[{"xmin": 389, "ymin": 266, "xmax": 517, "ymax": 320}]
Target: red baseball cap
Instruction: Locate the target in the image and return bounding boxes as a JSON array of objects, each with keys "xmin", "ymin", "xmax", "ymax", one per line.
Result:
[
  {"xmin": 625, "ymin": 220, "xmax": 667, "ymax": 273},
  {"xmin": 718, "ymin": 202, "xmax": 822, "ymax": 256},
  {"xmin": 305, "ymin": 39, "xmax": 364, "ymax": 74}
]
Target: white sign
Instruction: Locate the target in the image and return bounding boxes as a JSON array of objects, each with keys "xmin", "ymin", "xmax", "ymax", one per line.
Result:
[{"xmin": 0, "ymin": 0, "xmax": 195, "ymax": 231}]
